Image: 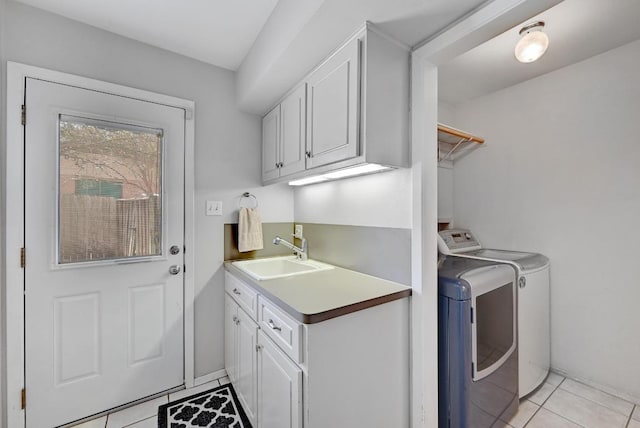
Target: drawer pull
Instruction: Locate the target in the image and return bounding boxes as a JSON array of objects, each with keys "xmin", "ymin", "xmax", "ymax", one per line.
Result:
[
  {"xmin": 267, "ymin": 319, "xmax": 282, "ymax": 332},
  {"xmin": 232, "ymin": 288, "xmax": 241, "ymax": 295}
]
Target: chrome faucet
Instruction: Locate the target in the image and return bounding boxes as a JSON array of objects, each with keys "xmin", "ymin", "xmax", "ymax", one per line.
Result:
[{"xmin": 273, "ymin": 233, "xmax": 308, "ymax": 260}]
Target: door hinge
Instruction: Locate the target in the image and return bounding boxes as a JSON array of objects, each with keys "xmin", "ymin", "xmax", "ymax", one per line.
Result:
[
  {"xmin": 21, "ymin": 388, "xmax": 26, "ymax": 409},
  {"xmin": 21, "ymin": 104, "xmax": 26, "ymax": 126},
  {"xmin": 20, "ymin": 247, "xmax": 25, "ymax": 268}
]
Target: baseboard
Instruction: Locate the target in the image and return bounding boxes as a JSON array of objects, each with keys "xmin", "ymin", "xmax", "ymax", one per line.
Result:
[
  {"xmin": 194, "ymin": 369, "xmax": 228, "ymax": 386},
  {"xmin": 551, "ymin": 367, "xmax": 640, "ymax": 404}
]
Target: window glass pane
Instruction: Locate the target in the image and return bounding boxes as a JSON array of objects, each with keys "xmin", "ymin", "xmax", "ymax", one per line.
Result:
[
  {"xmin": 475, "ymin": 283, "xmax": 514, "ymax": 372},
  {"xmin": 58, "ymin": 115, "xmax": 163, "ymax": 264}
]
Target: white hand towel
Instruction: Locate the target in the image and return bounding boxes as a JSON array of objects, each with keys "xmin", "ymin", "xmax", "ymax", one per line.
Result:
[{"xmin": 238, "ymin": 207, "xmax": 264, "ymax": 252}]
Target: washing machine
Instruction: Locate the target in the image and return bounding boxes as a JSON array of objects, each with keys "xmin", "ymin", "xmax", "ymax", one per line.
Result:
[
  {"xmin": 438, "ymin": 229, "xmax": 550, "ymax": 398},
  {"xmin": 438, "ymin": 256, "xmax": 519, "ymax": 428}
]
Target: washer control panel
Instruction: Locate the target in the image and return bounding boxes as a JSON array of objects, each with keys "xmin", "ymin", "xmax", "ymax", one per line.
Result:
[{"xmin": 438, "ymin": 228, "xmax": 482, "ymax": 254}]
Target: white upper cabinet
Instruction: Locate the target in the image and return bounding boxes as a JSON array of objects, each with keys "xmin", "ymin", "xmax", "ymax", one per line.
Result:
[
  {"xmin": 261, "ymin": 23, "xmax": 409, "ymax": 185},
  {"xmin": 262, "ymin": 84, "xmax": 306, "ymax": 182},
  {"xmin": 262, "ymin": 105, "xmax": 280, "ymax": 182},
  {"xmin": 306, "ymin": 37, "xmax": 359, "ymax": 168},
  {"xmin": 280, "ymin": 84, "xmax": 307, "ymax": 177}
]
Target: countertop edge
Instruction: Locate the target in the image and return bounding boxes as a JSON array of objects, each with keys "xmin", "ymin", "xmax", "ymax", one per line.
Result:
[{"xmin": 224, "ymin": 262, "xmax": 411, "ymax": 324}]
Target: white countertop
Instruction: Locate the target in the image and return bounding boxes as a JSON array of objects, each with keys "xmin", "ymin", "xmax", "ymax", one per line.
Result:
[{"xmin": 225, "ymin": 261, "xmax": 411, "ymax": 323}]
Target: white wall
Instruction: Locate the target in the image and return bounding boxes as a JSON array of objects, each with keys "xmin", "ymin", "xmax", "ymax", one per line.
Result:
[
  {"xmin": 437, "ymin": 102, "xmax": 456, "ymax": 222},
  {"xmin": 0, "ymin": 0, "xmax": 6, "ymax": 422},
  {"xmin": 450, "ymin": 39, "xmax": 640, "ymax": 401},
  {"xmin": 0, "ymin": 0, "xmax": 294, "ymax": 383},
  {"xmin": 294, "ymin": 168, "xmax": 412, "ymax": 228}
]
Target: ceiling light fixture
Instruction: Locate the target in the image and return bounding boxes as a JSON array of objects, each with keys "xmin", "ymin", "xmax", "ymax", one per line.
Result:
[{"xmin": 514, "ymin": 21, "xmax": 549, "ymax": 63}]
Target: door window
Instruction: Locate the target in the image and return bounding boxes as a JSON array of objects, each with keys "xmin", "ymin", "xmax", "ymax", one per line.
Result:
[{"xmin": 58, "ymin": 115, "xmax": 163, "ymax": 263}]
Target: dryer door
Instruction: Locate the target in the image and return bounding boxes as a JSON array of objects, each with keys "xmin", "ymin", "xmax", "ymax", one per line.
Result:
[{"xmin": 462, "ymin": 264, "xmax": 517, "ymax": 381}]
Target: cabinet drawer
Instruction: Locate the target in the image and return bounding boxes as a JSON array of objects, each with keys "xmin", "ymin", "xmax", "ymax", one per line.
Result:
[
  {"xmin": 225, "ymin": 272, "xmax": 258, "ymax": 321},
  {"xmin": 258, "ymin": 296, "xmax": 303, "ymax": 364}
]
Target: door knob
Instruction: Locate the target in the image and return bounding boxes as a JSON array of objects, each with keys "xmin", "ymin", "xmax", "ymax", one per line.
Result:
[
  {"xmin": 170, "ymin": 245, "xmax": 181, "ymax": 255},
  {"xmin": 169, "ymin": 265, "xmax": 181, "ymax": 275}
]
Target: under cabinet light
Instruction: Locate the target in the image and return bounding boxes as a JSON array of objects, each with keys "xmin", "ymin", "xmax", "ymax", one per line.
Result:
[
  {"xmin": 288, "ymin": 176, "xmax": 328, "ymax": 186},
  {"xmin": 288, "ymin": 163, "xmax": 392, "ymax": 186},
  {"xmin": 323, "ymin": 163, "xmax": 390, "ymax": 179}
]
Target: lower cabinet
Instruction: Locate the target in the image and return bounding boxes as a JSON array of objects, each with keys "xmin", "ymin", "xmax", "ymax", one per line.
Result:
[
  {"xmin": 225, "ymin": 271, "xmax": 409, "ymax": 428},
  {"xmin": 257, "ymin": 330, "xmax": 302, "ymax": 428},
  {"xmin": 225, "ymin": 294, "xmax": 258, "ymax": 427}
]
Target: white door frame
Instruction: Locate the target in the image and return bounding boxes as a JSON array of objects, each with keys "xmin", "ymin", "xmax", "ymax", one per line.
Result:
[
  {"xmin": 409, "ymin": 0, "xmax": 561, "ymax": 426},
  {"xmin": 5, "ymin": 62, "xmax": 196, "ymax": 427}
]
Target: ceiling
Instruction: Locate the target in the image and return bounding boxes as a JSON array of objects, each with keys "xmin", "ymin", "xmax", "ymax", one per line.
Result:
[
  {"xmin": 438, "ymin": 0, "xmax": 640, "ymax": 106},
  {"xmin": 16, "ymin": 0, "xmax": 621, "ymax": 112},
  {"xmin": 235, "ymin": 0, "xmax": 490, "ymax": 112},
  {"xmin": 11, "ymin": 0, "xmax": 279, "ymax": 70},
  {"xmin": 11, "ymin": 0, "xmax": 489, "ymax": 71}
]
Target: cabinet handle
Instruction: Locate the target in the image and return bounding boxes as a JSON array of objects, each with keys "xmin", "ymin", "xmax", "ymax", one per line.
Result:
[
  {"xmin": 278, "ymin": 162, "xmax": 284, "ymax": 168},
  {"xmin": 267, "ymin": 319, "xmax": 282, "ymax": 332},
  {"xmin": 233, "ymin": 288, "xmax": 241, "ymax": 295},
  {"xmin": 305, "ymin": 151, "xmax": 312, "ymax": 158},
  {"xmin": 232, "ymin": 315, "xmax": 238, "ymax": 323},
  {"xmin": 256, "ymin": 344, "xmax": 263, "ymax": 352}
]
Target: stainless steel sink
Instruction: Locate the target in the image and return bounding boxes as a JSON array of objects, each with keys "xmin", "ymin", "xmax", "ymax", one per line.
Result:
[{"xmin": 232, "ymin": 256, "xmax": 334, "ymax": 280}]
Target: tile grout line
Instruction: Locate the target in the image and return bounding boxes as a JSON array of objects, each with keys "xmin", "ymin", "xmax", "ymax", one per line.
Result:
[
  {"xmin": 626, "ymin": 405, "xmax": 636, "ymax": 428},
  {"xmin": 559, "ymin": 383, "xmax": 634, "ymax": 419},
  {"xmin": 562, "ymin": 378, "xmax": 637, "ymax": 413},
  {"xmin": 519, "ymin": 403, "xmax": 541, "ymax": 428},
  {"xmin": 123, "ymin": 415, "xmax": 157, "ymax": 428},
  {"xmin": 539, "ymin": 407, "xmax": 588, "ymax": 428},
  {"xmin": 540, "ymin": 377, "xmax": 565, "ymax": 407},
  {"xmin": 104, "ymin": 377, "xmax": 228, "ymax": 426},
  {"xmin": 522, "ymin": 378, "xmax": 565, "ymax": 428}
]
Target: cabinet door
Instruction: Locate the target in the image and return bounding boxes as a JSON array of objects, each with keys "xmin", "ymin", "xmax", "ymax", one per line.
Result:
[
  {"xmin": 236, "ymin": 307, "xmax": 258, "ymax": 427},
  {"xmin": 306, "ymin": 37, "xmax": 360, "ymax": 168},
  {"xmin": 262, "ymin": 105, "xmax": 281, "ymax": 182},
  {"xmin": 279, "ymin": 84, "xmax": 307, "ymax": 177},
  {"xmin": 224, "ymin": 294, "xmax": 238, "ymax": 384},
  {"xmin": 257, "ymin": 331, "xmax": 302, "ymax": 428}
]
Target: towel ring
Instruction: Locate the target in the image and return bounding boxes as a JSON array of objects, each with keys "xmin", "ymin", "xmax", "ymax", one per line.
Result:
[{"xmin": 239, "ymin": 192, "xmax": 258, "ymax": 209}]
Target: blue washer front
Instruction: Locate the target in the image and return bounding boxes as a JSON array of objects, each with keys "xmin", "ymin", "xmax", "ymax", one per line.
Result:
[{"xmin": 438, "ymin": 256, "xmax": 519, "ymax": 428}]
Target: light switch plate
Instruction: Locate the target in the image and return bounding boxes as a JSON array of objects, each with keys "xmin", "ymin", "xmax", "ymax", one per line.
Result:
[
  {"xmin": 206, "ymin": 200, "xmax": 222, "ymax": 216},
  {"xmin": 294, "ymin": 224, "xmax": 303, "ymax": 237}
]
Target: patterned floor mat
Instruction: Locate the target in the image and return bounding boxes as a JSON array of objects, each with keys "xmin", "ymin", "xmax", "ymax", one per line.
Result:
[{"xmin": 158, "ymin": 383, "xmax": 251, "ymax": 428}]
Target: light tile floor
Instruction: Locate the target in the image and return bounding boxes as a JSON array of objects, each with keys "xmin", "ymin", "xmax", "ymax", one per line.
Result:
[
  {"xmin": 72, "ymin": 372, "xmax": 640, "ymax": 428},
  {"xmin": 505, "ymin": 372, "xmax": 640, "ymax": 428},
  {"xmin": 71, "ymin": 376, "xmax": 230, "ymax": 428}
]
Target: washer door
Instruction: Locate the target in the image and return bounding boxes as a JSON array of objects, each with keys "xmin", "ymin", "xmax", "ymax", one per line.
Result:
[{"xmin": 461, "ymin": 264, "xmax": 517, "ymax": 381}]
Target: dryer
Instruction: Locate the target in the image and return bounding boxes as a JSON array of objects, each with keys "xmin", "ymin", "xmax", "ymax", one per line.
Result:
[
  {"xmin": 438, "ymin": 257, "xmax": 519, "ymax": 427},
  {"xmin": 438, "ymin": 229, "xmax": 550, "ymax": 398}
]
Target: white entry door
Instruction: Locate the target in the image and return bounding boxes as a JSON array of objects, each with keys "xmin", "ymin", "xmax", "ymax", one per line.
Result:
[{"xmin": 24, "ymin": 78, "xmax": 185, "ymax": 427}]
